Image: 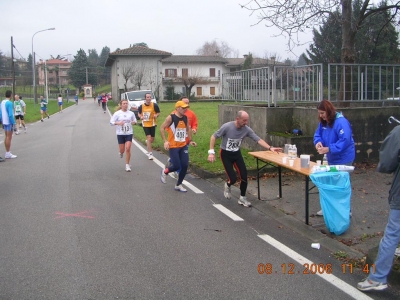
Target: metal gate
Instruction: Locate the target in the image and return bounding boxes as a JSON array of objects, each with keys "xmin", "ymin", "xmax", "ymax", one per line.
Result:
[
  {"xmin": 221, "ymin": 64, "xmax": 323, "ymax": 106},
  {"xmin": 328, "ymin": 64, "xmax": 400, "ymax": 101}
]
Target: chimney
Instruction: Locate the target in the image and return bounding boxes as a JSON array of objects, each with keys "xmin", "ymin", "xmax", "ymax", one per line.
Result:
[{"xmin": 243, "ymin": 54, "xmax": 248, "ymax": 58}]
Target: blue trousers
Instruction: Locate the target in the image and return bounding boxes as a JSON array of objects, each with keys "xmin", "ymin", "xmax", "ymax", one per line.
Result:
[
  {"xmin": 168, "ymin": 146, "xmax": 189, "ymax": 186},
  {"xmin": 369, "ymin": 209, "xmax": 400, "ymax": 283}
]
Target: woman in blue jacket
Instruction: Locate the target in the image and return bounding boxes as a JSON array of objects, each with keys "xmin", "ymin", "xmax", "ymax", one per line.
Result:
[{"xmin": 313, "ymin": 100, "xmax": 355, "ymax": 215}]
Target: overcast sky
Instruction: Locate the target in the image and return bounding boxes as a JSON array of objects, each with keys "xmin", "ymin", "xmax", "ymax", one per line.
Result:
[{"xmin": 2, "ymin": 0, "xmax": 312, "ymax": 62}]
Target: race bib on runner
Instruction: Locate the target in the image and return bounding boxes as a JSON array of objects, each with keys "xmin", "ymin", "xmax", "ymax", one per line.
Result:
[
  {"xmin": 15, "ymin": 104, "xmax": 22, "ymax": 113},
  {"xmin": 122, "ymin": 122, "xmax": 132, "ymax": 133},
  {"xmin": 174, "ymin": 128, "xmax": 186, "ymax": 142},
  {"xmin": 225, "ymin": 138, "xmax": 241, "ymax": 151},
  {"xmin": 143, "ymin": 112, "xmax": 150, "ymax": 121}
]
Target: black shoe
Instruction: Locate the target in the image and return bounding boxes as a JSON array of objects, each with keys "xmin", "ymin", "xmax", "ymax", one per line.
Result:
[
  {"xmin": 47, "ymin": 115, "xmax": 50, "ymax": 119},
  {"xmin": 0, "ymin": 157, "xmax": 4, "ymax": 162},
  {"xmin": 41, "ymin": 119, "xmax": 44, "ymax": 122}
]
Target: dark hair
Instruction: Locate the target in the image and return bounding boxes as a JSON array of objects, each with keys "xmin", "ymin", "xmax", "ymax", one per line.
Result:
[
  {"xmin": 19, "ymin": 96, "xmax": 22, "ymax": 100},
  {"xmin": 317, "ymin": 100, "xmax": 336, "ymax": 127},
  {"xmin": 5, "ymin": 90, "xmax": 12, "ymax": 98},
  {"xmin": 179, "ymin": 96, "xmax": 189, "ymax": 101},
  {"xmin": 59, "ymin": 94, "xmax": 62, "ymax": 97}
]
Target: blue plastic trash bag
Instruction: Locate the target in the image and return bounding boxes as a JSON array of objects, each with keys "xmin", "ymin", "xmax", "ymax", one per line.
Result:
[{"xmin": 310, "ymin": 172, "xmax": 351, "ymax": 235}]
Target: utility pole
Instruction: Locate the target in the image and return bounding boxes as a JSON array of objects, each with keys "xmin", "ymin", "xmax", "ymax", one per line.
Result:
[
  {"xmin": 86, "ymin": 67, "xmax": 88, "ymax": 84},
  {"xmin": 11, "ymin": 36, "xmax": 15, "ymax": 97}
]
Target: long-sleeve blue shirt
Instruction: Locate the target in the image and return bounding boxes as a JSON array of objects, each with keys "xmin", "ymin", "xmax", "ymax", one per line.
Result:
[{"xmin": 313, "ymin": 112, "xmax": 355, "ymax": 164}]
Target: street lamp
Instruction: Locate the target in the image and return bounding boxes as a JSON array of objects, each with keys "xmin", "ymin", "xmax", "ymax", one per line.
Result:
[{"xmin": 32, "ymin": 28, "xmax": 55, "ymax": 104}]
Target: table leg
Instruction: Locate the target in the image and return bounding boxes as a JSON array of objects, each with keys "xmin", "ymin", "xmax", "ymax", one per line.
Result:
[
  {"xmin": 278, "ymin": 166, "xmax": 282, "ymax": 198},
  {"xmin": 256, "ymin": 158, "xmax": 260, "ymax": 200},
  {"xmin": 305, "ymin": 175, "xmax": 309, "ymax": 225}
]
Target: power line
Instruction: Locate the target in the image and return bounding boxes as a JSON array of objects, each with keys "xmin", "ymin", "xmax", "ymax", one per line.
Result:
[{"xmin": 12, "ymin": 44, "xmax": 25, "ymax": 60}]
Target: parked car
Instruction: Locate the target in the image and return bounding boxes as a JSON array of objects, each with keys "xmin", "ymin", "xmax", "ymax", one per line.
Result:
[{"xmin": 121, "ymin": 90, "xmax": 157, "ymax": 119}]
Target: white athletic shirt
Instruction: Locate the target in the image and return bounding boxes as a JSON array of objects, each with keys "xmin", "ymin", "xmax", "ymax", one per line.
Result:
[
  {"xmin": 110, "ymin": 109, "xmax": 137, "ymax": 135},
  {"xmin": 58, "ymin": 97, "xmax": 62, "ymax": 103}
]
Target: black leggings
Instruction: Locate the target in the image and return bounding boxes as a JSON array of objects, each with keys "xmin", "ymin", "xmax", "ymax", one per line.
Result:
[{"xmin": 220, "ymin": 149, "xmax": 247, "ymax": 197}]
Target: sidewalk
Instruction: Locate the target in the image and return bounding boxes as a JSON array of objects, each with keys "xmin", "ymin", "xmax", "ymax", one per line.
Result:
[{"xmin": 195, "ymin": 161, "xmax": 400, "ymax": 282}]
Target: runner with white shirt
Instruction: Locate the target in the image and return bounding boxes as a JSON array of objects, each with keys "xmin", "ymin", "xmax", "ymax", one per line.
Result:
[
  {"xmin": 14, "ymin": 94, "xmax": 27, "ymax": 133},
  {"xmin": 110, "ymin": 99, "xmax": 137, "ymax": 172}
]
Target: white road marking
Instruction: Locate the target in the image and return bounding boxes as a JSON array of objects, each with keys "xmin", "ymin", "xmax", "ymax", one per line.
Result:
[
  {"xmin": 131, "ymin": 138, "xmax": 204, "ymax": 194},
  {"xmin": 213, "ymin": 204, "xmax": 244, "ymax": 221},
  {"xmin": 258, "ymin": 234, "xmax": 373, "ymax": 300}
]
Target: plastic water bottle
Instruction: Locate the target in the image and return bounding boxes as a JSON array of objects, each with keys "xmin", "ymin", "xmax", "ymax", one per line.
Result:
[
  {"xmin": 292, "ymin": 145, "xmax": 297, "ymax": 158},
  {"xmin": 322, "ymin": 154, "xmax": 328, "ymax": 166}
]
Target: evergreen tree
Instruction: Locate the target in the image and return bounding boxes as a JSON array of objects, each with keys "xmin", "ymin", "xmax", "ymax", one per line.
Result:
[
  {"xmin": 68, "ymin": 49, "xmax": 97, "ymax": 89},
  {"xmin": 98, "ymin": 46, "xmax": 111, "ymax": 85},
  {"xmin": 307, "ymin": 1, "xmax": 400, "ymax": 64},
  {"xmin": 306, "ymin": 11, "xmax": 342, "ymax": 64}
]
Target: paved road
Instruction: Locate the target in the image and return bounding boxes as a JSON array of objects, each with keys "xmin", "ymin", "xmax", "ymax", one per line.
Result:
[{"xmin": 0, "ymin": 101, "xmax": 397, "ymax": 299}]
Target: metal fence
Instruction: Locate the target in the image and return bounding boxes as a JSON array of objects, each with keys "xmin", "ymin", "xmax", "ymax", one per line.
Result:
[
  {"xmin": 222, "ymin": 63, "xmax": 400, "ymax": 104},
  {"xmin": 327, "ymin": 64, "xmax": 400, "ymax": 101}
]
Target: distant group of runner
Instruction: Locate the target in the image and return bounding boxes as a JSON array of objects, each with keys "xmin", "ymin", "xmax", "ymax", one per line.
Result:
[{"xmin": 108, "ymin": 92, "xmax": 281, "ymax": 208}]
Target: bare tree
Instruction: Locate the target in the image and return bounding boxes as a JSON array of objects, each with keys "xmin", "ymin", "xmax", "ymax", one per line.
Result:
[
  {"xmin": 130, "ymin": 62, "xmax": 148, "ymax": 90},
  {"xmin": 196, "ymin": 40, "xmax": 235, "ymax": 57},
  {"xmin": 178, "ymin": 68, "xmax": 209, "ymax": 98},
  {"xmin": 241, "ymin": 0, "xmax": 400, "ymax": 101},
  {"xmin": 121, "ymin": 63, "xmax": 135, "ymax": 92}
]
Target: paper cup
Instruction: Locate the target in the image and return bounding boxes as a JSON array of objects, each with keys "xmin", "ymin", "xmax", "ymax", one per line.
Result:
[
  {"xmin": 282, "ymin": 156, "xmax": 287, "ymax": 164},
  {"xmin": 289, "ymin": 159, "xmax": 294, "ymax": 167},
  {"xmin": 311, "ymin": 243, "xmax": 320, "ymax": 249},
  {"xmin": 316, "ymin": 160, "xmax": 321, "ymax": 166}
]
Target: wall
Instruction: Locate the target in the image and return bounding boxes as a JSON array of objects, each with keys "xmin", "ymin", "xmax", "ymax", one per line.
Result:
[
  {"xmin": 218, "ymin": 104, "xmax": 400, "ymax": 162},
  {"xmin": 109, "ymin": 56, "xmax": 163, "ymax": 101},
  {"xmin": 162, "ymin": 62, "xmax": 229, "ymax": 97}
]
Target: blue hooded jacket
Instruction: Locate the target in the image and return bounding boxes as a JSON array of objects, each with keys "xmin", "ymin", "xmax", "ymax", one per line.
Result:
[{"xmin": 313, "ymin": 112, "xmax": 355, "ymax": 165}]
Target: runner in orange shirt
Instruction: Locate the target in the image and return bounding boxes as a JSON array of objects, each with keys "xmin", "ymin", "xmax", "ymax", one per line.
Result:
[{"xmin": 165, "ymin": 96, "xmax": 197, "ymax": 173}]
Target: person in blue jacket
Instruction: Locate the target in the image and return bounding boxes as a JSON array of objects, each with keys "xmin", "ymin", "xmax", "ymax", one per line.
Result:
[{"xmin": 313, "ymin": 99, "xmax": 355, "ymax": 216}]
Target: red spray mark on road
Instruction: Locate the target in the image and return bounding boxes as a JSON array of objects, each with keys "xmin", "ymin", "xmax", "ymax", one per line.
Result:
[{"xmin": 55, "ymin": 211, "xmax": 94, "ymax": 219}]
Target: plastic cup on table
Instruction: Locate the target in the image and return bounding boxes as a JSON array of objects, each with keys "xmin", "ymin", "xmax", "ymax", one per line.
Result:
[{"xmin": 289, "ymin": 159, "xmax": 294, "ymax": 167}]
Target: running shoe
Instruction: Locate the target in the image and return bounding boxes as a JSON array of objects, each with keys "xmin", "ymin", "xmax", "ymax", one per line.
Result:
[
  {"xmin": 160, "ymin": 169, "xmax": 167, "ymax": 183},
  {"xmin": 5, "ymin": 153, "xmax": 17, "ymax": 159},
  {"xmin": 238, "ymin": 196, "xmax": 251, "ymax": 207},
  {"xmin": 120, "ymin": 152, "xmax": 123, "ymax": 158},
  {"xmin": 175, "ymin": 184, "xmax": 187, "ymax": 192},
  {"xmin": 24, "ymin": 127, "xmax": 27, "ymax": 133},
  {"xmin": 357, "ymin": 278, "xmax": 387, "ymax": 291},
  {"xmin": 224, "ymin": 182, "xmax": 231, "ymax": 199},
  {"xmin": 15, "ymin": 131, "xmax": 20, "ymax": 135},
  {"xmin": 148, "ymin": 153, "xmax": 154, "ymax": 160},
  {"xmin": 41, "ymin": 119, "xmax": 44, "ymax": 122},
  {"xmin": 0, "ymin": 157, "xmax": 4, "ymax": 162},
  {"xmin": 125, "ymin": 164, "xmax": 131, "ymax": 172},
  {"xmin": 47, "ymin": 115, "xmax": 50, "ymax": 119},
  {"xmin": 316, "ymin": 210, "xmax": 323, "ymax": 216}
]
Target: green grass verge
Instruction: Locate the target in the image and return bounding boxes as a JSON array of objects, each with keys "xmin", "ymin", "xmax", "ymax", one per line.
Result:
[
  {"xmin": 21, "ymin": 99, "xmax": 76, "ymax": 123},
  {"xmin": 132, "ymin": 101, "xmax": 261, "ymax": 174}
]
